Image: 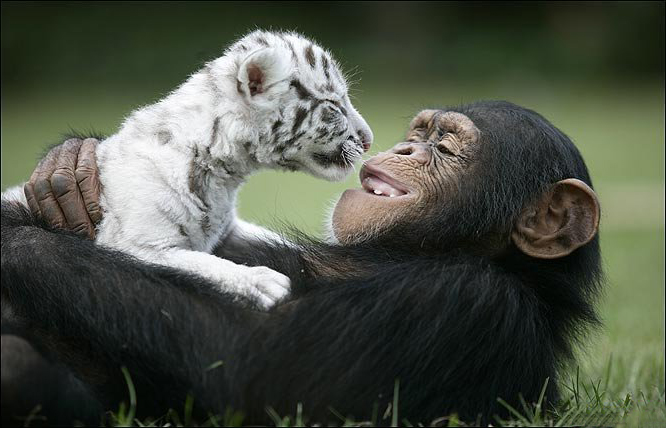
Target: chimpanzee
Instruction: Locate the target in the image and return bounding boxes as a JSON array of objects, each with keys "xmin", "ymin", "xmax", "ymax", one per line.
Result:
[{"xmin": 1, "ymin": 101, "xmax": 603, "ymax": 426}]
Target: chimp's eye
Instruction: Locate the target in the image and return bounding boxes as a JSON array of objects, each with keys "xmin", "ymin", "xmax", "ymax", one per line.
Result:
[{"xmin": 437, "ymin": 143, "xmax": 453, "ymax": 155}]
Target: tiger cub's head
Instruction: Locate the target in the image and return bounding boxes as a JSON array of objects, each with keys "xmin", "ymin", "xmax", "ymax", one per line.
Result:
[{"xmin": 226, "ymin": 30, "xmax": 373, "ymax": 181}]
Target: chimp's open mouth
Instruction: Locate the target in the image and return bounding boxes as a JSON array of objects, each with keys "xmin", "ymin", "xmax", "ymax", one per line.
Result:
[{"xmin": 360, "ymin": 165, "xmax": 410, "ymax": 198}]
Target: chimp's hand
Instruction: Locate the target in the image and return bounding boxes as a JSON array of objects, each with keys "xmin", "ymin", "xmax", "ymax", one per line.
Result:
[{"xmin": 23, "ymin": 138, "xmax": 102, "ymax": 239}]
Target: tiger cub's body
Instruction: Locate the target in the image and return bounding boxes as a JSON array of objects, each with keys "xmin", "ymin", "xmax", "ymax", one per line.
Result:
[{"xmin": 93, "ymin": 30, "xmax": 372, "ymax": 308}]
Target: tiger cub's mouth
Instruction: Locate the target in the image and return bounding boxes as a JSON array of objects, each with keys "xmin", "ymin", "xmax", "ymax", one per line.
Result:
[{"xmin": 312, "ymin": 140, "xmax": 363, "ymax": 169}]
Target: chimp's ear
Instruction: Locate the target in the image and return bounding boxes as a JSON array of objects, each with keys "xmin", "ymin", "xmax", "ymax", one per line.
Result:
[
  {"xmin": 237, "ymin": 48, "xmax": 292, "ymax": 98},
  {"xmin": 512, "ymin": 178, "xmax": 600, "ymax": 259}
]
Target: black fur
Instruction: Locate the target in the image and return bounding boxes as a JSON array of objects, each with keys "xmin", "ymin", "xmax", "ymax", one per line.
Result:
[{"xmin": 0, "ymin": 101, "xmax": 603, "ymax": 426}]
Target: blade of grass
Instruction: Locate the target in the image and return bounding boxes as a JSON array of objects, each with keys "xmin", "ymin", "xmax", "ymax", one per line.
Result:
[
  {"xmin": 392, "ymin": 379, "xmax": 400, "ymax": 427},
  {"xmin": 118, "ymin": 366, "xmax": 137, "ymax": 427},
  {"xmin": 497, "ymin": 397, "xmax": 531, "ymax": 425}
]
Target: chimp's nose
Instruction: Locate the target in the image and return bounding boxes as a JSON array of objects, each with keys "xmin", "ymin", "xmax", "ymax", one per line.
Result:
[{"xmin": 391, "ymin": 142, "xmax": 431, "ymax": 164}]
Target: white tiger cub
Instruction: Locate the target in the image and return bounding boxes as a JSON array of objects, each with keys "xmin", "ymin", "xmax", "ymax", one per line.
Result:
[{"xmin": 7, "ymin": 30, "xmax": 373, "ymax": 309}]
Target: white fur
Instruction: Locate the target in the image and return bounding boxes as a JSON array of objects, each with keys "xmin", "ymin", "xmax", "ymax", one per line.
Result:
[
  {"xmin": 4, "ymin": 30, "xmax": 372, "ymax": 309},
  {"xmin": 2, "ymin": 185, "xmax": 28, "ymax": 207}
]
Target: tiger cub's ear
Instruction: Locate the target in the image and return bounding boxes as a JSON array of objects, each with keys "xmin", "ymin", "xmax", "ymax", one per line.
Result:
[{"xmin": 237, "ymin": 48, "xmax": 293, "ymax": 101}]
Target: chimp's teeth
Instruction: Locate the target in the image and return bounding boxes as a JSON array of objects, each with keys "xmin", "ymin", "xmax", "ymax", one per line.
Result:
[{"xmin": 362, "ymin": 174, "xmax": 407, "ymax": 197}]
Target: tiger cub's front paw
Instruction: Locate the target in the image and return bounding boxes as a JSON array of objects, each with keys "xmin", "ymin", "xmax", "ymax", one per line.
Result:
[{"xmin": 239, "ymin": 266, "xmax": 291, "ymax": 309}]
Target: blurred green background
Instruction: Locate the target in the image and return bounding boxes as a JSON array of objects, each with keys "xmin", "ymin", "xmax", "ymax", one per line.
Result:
[{"xmin": 2, "ymin": 1, "xmax": 664, "ymax": 420}]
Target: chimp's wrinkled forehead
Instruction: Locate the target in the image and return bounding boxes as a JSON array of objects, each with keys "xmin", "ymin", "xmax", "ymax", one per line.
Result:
[{"xmin": 441, "ymin": 101, "xmax": 594, "ymax": 187}]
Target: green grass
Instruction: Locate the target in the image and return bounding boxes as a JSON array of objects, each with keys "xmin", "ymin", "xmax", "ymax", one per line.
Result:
[
  {"xmin": 2, "ymin": 78, "xmax": 664, "ymax": 426},
  {"xmin": 106, "ymin": 366, "xmax": 664, "ymax": 427}
]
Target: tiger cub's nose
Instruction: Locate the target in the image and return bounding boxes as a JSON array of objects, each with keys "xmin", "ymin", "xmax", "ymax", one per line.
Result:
[{"xmin": 358, "ymin": 130, "xmax": 372, "ymax": 152}]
